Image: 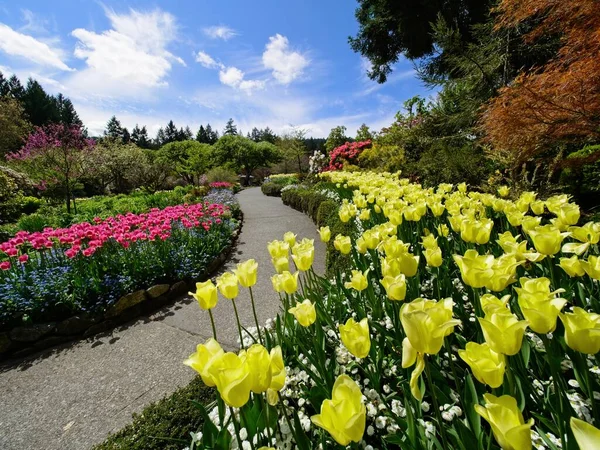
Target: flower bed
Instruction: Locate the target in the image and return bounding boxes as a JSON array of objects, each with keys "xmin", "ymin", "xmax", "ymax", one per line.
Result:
[
  {"xmin": 181, "ymin": 171, "xmax": 600, "ymax": 450},
  {"xmin": 0, "ymin": 202, "xmax": 237, "ymax": 331}
]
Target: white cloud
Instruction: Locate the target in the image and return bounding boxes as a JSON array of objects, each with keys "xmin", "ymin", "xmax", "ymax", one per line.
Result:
[
  {"xmin": 262, "ymin": 34, "xmax": 308, "ymax": 85},
  {"xmin": 195, "ymin": 51, "xmax": 223, "ymax": 69},
  {"xmin": 69, "ymin": 8, "xmax": 183, "ymax": 97},
  {"xmin": 0, "ymin": 23, "xmax": 72, "ymax": 71},
  {"xmin": 218, "ymin": 66, "xmax": 265, "ymax": 94},
  {"xmin": 203, "ymin": 25, "xmax": 237, "ymax": 40},
  {"xmin": 19, "ymin": 9, "xmax": 50, "ymax": 34}
]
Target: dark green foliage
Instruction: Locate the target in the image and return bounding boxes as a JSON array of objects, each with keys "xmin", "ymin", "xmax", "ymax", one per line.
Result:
[
  {"xmin": 316, "ymin": 200, "xmax": 339, "ymax": 228},
  {"xmin": 223, "ymin": 118, "xmax": 238, "ymax": 136},
  {"xmin": 93, "ymin": 376, "xmax": 214, "ymax": 450},
  {"xmin": 261, "ymin": 182, "xmax": 283, "ymax": 197},
  {"xmin": 105, "ymin": 116, "xmax": 124, "ymax": 140},
  {"xmin": 131, "ymin": 125, "xmax": 151, "ymax": 149},
  {"xmin": 21, "ymin": 78, "xmax": 60, "ymax": 126}
]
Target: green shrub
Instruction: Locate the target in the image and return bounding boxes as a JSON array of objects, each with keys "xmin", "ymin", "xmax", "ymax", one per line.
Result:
[
  {"xmin": 206, "ymin": 167, "xmax": 239, "ymax": 184},
  {"xmin": 261, "ymin": 182, "xmax": 283, "ymax": 197},
  {"xmin": 94, "ymin": 376, "xmax": 214, "ymax": 450},
  {"xmin": 316, "ymin": 200, "xmax": 339, "ymax": 228},
  {"xmin": 17, "ymin": 213, "xmax": 50, "ymax": 232}
]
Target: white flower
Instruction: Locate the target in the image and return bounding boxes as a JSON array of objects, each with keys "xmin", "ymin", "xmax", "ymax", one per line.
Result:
[
  {"xmin": 367, "ymin": 425, "xmax": 375, "ymax": 436},
  {"xmin": 375, "ymin": 416, "xmax": 387, "ymax": 429},
  {"xmin": 421, "ymin": 402, "xmax": 430, "ymax": 412},
  {"xmin": 239, "ymin": 428, "xmax": 248, "ymax": 440}
]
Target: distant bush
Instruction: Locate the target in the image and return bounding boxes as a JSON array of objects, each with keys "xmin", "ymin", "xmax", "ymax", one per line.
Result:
[
  {"xmin": 261, "ymin": 174, "xmax": 299, "ymax": 197},
  {"xmin": 206, "ymin": 166, "xmax": 239, "ymax": 184}
]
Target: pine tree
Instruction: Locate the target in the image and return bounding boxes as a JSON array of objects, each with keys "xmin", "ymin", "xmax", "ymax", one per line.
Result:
[
  {"xmin": 249, "ymin": 127, "xmax": 261, "ymax": 142},
  {"xmin": 22, "ymin": 78, "xmax": 59, "ymax": 126},
  {"xmin": 223, "ymin": 118, "xmax": 238, "ymax": 136},
  {"xmin": 122, "ymin": 127, "xmax": 131, "ymax": 144},
  {"xmin": 261, "ymin": 127, "xmax": 277, "ymax": 144},
  {"xmin": 7, "ymin": 75, "xmax": 24, "ymax": 100},
  {"xmin": 0, "ymin": 72, "xmax": 9, "ymax": 97},
  {"xmin": 55, "ymin": 94, "xmax": 82, "ymax": 127},
  {"xmin": 196, "ymin": 125, "xmax": 208, "ymax": 143},
  {"xmin": 105, "ymin": 116, "xmax": 124, "ymax": 140},
  {"xmin": 183, "ymin": 126, "xmax": 193, "ymax": 140},
  {"xmin": 206, "ymin": 124, "xmax": 219, "ymax": 144},
  {"xmin": 164, "ymin": 120, "xmax": 179, "ymax": 144},
  {"xmin": 155, "ymin": 127, "xmax": 166, "ymax": 147}
]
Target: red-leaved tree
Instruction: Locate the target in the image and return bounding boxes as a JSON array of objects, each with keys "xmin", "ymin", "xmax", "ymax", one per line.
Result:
[{"xmin": 7, "ymin": 124, "xmax": 95, "ymax": 213}]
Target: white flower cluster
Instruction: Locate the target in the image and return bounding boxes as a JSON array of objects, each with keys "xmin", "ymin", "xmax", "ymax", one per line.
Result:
[
  {"xmin": 280, "ymin": 184, "xmax": 299, "ymax": 193},
  {"xmin": 308, "ymin": 150, "xmax": 328, "ymax": 174},
  {"xmin": 317, "ymin": 188, "xmax": 341, "ymax": 203},
  {"xmin": 531, "ymin": 430, "xmax": 562, "ymax": 449}
]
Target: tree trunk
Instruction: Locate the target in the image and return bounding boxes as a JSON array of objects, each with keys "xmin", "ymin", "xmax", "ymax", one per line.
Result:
[
  {"xmin": 65, "ymin": 176, "xmax": 71, "ymax": 214},
  {"xmin": 245, "ymin": 168, "xmax": 251, "ymax": 186}
]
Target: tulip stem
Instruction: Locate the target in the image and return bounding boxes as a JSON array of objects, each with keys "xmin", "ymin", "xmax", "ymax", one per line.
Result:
[
  {"xmin": 229, "ymin": 407, "xmax": 245, "ymax": 450},
  {"xmin": 541, "ymin": 335, "xmax": 567, "ymax": 450},
  {"xmin": 424, "ymin": 356, "xmax": 450, "ymax": 450},
  {"xmin": 231, "ymin": 300, "xmax": 245, "ymax": 348},
  {"xmin": 208, "ymin": 309, "xmax": 217, "ymax": 341},
  {"xmin": 248, "ymin": 287, "xmax": 264, "ymax": 345}
]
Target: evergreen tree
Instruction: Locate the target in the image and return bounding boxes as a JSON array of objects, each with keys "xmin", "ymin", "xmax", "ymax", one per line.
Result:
[
  {"xmin": 183, "ymin": 126, "xmax": 193, "ymax": 140},
  {"xmin": 122, "ymin": 127, "xmax": 131, "ymax": 144},
  {"xmin": 55, "ymin": 94, "xmax": 82, "ymax": 127},
  {"xmin": 155, "ymin": 127, "xmax": 166, "ymax": 147},
  {"xmin": 260, "ymin": 127, "xmax": 278, "ymax": 144},
  {"xmin": 164, "ymin": 120, "xmax": 179, "ymax": 144},
  {"xmin": 196, "ymin": 125, "xmax": 208, "ymax": 143},
  {"xmin": 249, "ymin": 127, "xmax": 261, "ymax": 142},
  {"xmin": 223, "ymin": 118, "xmax": 238, "ymax": 136},
  {"xmin": 7, "ymin": 75, "xmax": 24, "ymax": 100},
  {"xmin": 206, "ymin": 124, "xmax": 219, "ymax": 144},
  {"xmin": 21, "ymin": 78, "xmax": 59, "ymax": 126},
  {"xmin": 104, "ymin": 116, "xmax": 124, "ymax": 140},
  {"xmin": 356, "ymin": 124, "xmax": 374, "ymax": 141},
  {"xmin": 0, "ymin": 72, "xmax": 9, "ymax": 97},
  {"xmin": 131, "ymin": 124, "xmax": 152, "ymax": 148}
]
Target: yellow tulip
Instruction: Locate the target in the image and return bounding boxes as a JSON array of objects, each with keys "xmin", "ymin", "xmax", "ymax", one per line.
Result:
[
  {"xmin": 216, "ymin": 272, "xmax": 239, "ymax": 299},
  {"xmin": 488, "ymin": 254, "xmax": 521, "ymax": 292},
  {"xmin": 239, "ymin": 344, "xmax": 272, "ymax": 393},
  {"xmin": 334, "ymin": 234, "xmax": 352, "ymax": 255},
  {"xmin": 559, "ymin": 255, "xmax": 585, "ymax": 277},
  {"xmin": 453, "ymin": 249, "xmax": 494, "ymax": 289},
  {"xmin": 359, "ymin": 208, "xmax": 370, "ymax": 221},
  {"xmin": 319, "ymin": 226, "xmax": 331, "ymax": 243},
  {"xmin": 339, "ymin": 317, "xmax": 371, "ymax": 358},
  {"xmin": 430, "ymin": 202, "xmax": 445, "ymax": 217},
  {"xmin": 570, "ymin": 222, "xmax": 600, "ymax": 244},
  {"xmin": 506, "ymin": 209, "xmax": 524, "ymax": 227},
  {"xmin": 545, "ymin": 194, "xmax": 570, "ymax": 215},
  {"xmin": 401, "ymin": 298, "xmax": 460, "ymax": 355},
  {"xmin": 521, "ymin": 216, "xmax": 542, "ymax": 235},
  {"xmin": 580, "ymin": 255, "xmax": 600, "ymax": 280},
  {"xmin": 380, "ymin": 274, "xmax": 407, "ymax": 301},
  {"xmin": 233, "ymin": 259, "xmax": 258, "ymax": 288},
  {"xmin": 269, "ymin": 346, "xmax": 286, "ymax": 391},
  {"xmin": 421, "ymin": 234, "xmax": 438, "ymax": 249},
  {"xmin": 208, "ymin": 352, "xmax": 252, "ymax": 408},
  {"xmin": 361, "ymin": 230, "xmax": 379, "ymax": 249},
  {"xmin": 480, "ymin": 293, "xmax": 510, "ymax": 315},
  {"xmin": 571, "ymin": 417, "xmax": 600, "ymax": 450},
  {"xmin": 458, "ymin": 342, "xmax": 506, "ymax": 388},
  {"xmin": 283, "ymin": 231, "xmax": 296, "ymax": 247},
  {"xmin": 515, "ymin": 277, "xmax": 566, "ymax": 334},
  {"xmin": 475, "ymin": 394, "xmax": 534, "ymax": 450},
  {"xmin": 292, "ymin": 240, "xmax": 314, "ymax": 271},
  {"xmin": 424, "ymin": 247, "xmax": 443, "ymax": 267},
  {"xmin": 271, "ymin": 271, "xmax": 299, "ymax": 294},
  {"xmin": 184, "ymin": 338, "xmax": 224, "ymax": 387},
  {"xmin": 288, "ymin": 299, "xmax": 316, "ymax": 327},
  {"xmin": 387, "ymin": 209, "xmax": 403, "ymax": 225},
  {"xmin": 189, "ymin": 280, "xmax": 218, "ymax": 310},
  {"xmin": 339, "ymin": 203, "xmax": 357, "ymax": 223},
  {"xmin": 528, "ymin": 225, "xmax": 570, "ymax": 255},
  {"xmin": 355, "ymin": 236, "xmax": 368, "ymax": 254},
  {"xmin": 479, "ymin": 311, "xmax": 528, "ymax": 355},
  {"xmin": 458, "ymin": 182, "xmax": 467, "ymax": 193},
  {"xmin": 437, "ymin": 224, "xmax": 450, "ymax": 237},
  {"xmin": 498, "ymin": 186, "xmax": 510, "ymax": 197},
  {"xmin": 558, "ymin": 202, "xmax": 580, "ymax": 226},
  {"xmin": 344, "ymin": 269, "xmax": 369, "ymax": 291},
  {"xmin": 560, "ymin": 307, "xmax": 600, "ymax": 354},
  {"xmin": 311, "ymin": 374, "xmax": 366, "ymax": 446},
  {"xmin": 398, "ymin": 253, "xmax": 419, "ymax": 277},
  {"xmin": 267, "ymin": 239, "xmax": 289, "ymax": 259},
  {"xmin": 271, "ymin": 256, "xmax": 289, "ymax": 274},
  {"xmin": 460, "ymin": 217, "xmax": 494, "ymax": 245},
  {"xmin": 530, "ymin": 200, "xmax": 545, "ymax": 215},
  {"xmin": 382, "ymin": 236, "xmax": 408, "ymax": 258}
]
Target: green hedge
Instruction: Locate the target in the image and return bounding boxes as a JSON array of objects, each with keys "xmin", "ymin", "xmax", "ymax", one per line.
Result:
[
  {"xmin": 94, "ymin": 376, "xmax": 214, "ymax": 450},
  {"xmin": 260, "ymin": 182, "xmax": 284, "ymax": 197}
]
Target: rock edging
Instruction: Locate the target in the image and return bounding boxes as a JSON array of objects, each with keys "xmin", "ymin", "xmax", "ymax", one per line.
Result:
[{"xmin": 0, "ymin": 222, "xmax": 242, "ymax": 361}]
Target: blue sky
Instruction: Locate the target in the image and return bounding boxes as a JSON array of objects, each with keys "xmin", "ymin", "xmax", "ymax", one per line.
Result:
[{"xmin": 0, "ymin": 1, "xmax": 433, "ymax": 137}]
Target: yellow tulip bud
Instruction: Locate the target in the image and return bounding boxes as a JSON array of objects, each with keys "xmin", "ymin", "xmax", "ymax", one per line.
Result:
[
  {"xmin": 475, "ymin": 394, "xmax": 534, "ymax": 450},
  {"xmin": 208, "ymin": 352, "xmax": 252, "ymax": 408},
  {"xmin": 283, "ymin": 231, "xmax": 296, "ymax": 247},
  {"xmin": 339, "ymin": 203, "xmax": 357, "ymax": 223},
  {"xmin": 359, "ymin": 208, "xmax": 370, "ymax": 221},
  {"xmin": 319, "ymin": 226, "xmax": 331, "ymax": 243},
  {"xmin": 436, "ymin": 224, "xmax": 449, "ymax": 237},
  {"xmin": 216, "ymin": 272, "xmax": 239, "ymax": 299},
  {"xmin": 398, "ymin": 253, "xmax": 419, "ymax": 277},
  {"xmin": 528, "ymin": 225, "xmax": 570, "ymax": 255},
  {"xmin": 480, "ymin": 293, "xmax": 510, "ymax": 315},
  {"xmin": 267, "ymin": 240, "xmax": 289, "ymax": 259},
  {"xmin": 560, "ymin": 307, "xmax": 600, "ymax": 354},
  {"xmin": 521, "ymin": 216, "xmax": 542, "ymax": 235},
  {"xmin": 269, "ymin": 346, "xmax": 286, "ymax": 391},
  {"xmin": 344, "ymin": 269, "xmax": 369, "ymax": 291},
  {"xmin": 240, "ymin": 344, "xmax": 272, "ymax": 393},
  {"xmin": 292, "ymin": 240, "xmax": 315, "ymax": 271},
  {"xmin": 460, "ymin": 217, "xmax": 493, "ymax": 245},
  {"xmin": 530, "ymin": 200, "xmax": 545, "ymax": 215},
  {"xmin": 430, "ymin": 202, "xmax": 445, "ymax": 217},
  {"xmin": 498, "ymin": 186, "xmax": 510, "ymax": 197},
  {"xmin": 558, "ymin": 203, "xmax": 580, "ymax": 226},
  {"xmin": 479, "ymin": 311, "xmax": 528, "ymax": 355},
  {"xmin": 233, "ymin": 259, "xmax": 258, "ymax": 288},
  {"xmin": 559, "ymin": 255, "xmax": 585, "ymax": 277},
  {"xmin": 272, "ymin": 256, "xmax": 289, "ymax": 274},
  {"xmin": 271, "ymin": 271, "xmax": 299, "ymax": 294},
  {"xmin": 571, "ymin": 417, "xmax": 600, "ymax": 450},
  {"xmin": 288, "ymin": 299, "xmax": 316, "ymax": 327},
  {"xmin": 189, "ymin": 280, "xmax": 218, "ymax": 310},
  {"xmin": 421, "ymin": 234, "xmax": 438, "ymax": 249},
  {"xmin": 580, "ymin": 255, "xmax": 600, "ymax": 280},
  {"xmin": 339, "ymin": 317, "xmax": 371, "ymax": 358},
  {"xmin": 424, "ymin": 247, "xmax": 443, "ymax": 267},
  {"xmin": 334, "ymin": 234, "xmax": 352, "ymax": 255},
  {"xmin": 453, "ymin": 249, "xmax": 494, "ymax": 289},
  {"xmin": 400, "ymin": 298, "xmax": 460, "ymax": 355},
  {"xmin": 311, "ymin": 374, "xmax": 366, "ymax": 446},
  {"xmin": 458, "ymin": 342, "xmax": 506, "ymax": 388},
  {"xmin": 184, "ymin": 338, "xmax": 224, "ymax": 387},
  {"xmin": 515, "ymin": 277, "xmax": 567, "ymax": 334},
  {"xmin": 387, "ymin": 209, "xmax": 403, "ymax": 225},
  {"xmin": 380, "ymin": 274, "xmax": 407, "ymax": 301},
  {"xmin": 458, "ymin": 182, "xmax": 467, "ymax": 193},
  {"xmin": 361, "ymin": 230, "xmax": 379, "ymax": 249}
]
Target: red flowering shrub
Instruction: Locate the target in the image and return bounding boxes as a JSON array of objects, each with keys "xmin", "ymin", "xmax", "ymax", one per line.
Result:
[{"xmin": 323, "ymin": 140, "xmax": 372, "ymax": 171}]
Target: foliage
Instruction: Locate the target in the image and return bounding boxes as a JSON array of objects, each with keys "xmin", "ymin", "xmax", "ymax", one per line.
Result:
[
  {"xmin": 261, "ymin": 174, "xmax": 300, "ymax": 197},
  {"xmin": 358, "ymin": 142, "xmax": 405, "ymax": 171},
  {"xmin": 324, "ymin": 125, "xmax": 350, "ymax": 153},
  {"xmin": 276, "ymin": 128, "xmax": 308, "ymax": 173},
  {"xmin": 213, "ymin": 135, "xmax": 282, "ymax": 185},
  {"xmin": 196, "ymin": 124, "xmax": 219, "ymax": 145},
  {"xmin": 185, "ymin": 169, "xmax": 600, "ymax": 450},
  {"xmin": 223, "ymin": 118, "xmax": 238, "ymax": 136},
  {"xmin": 205, "ymin": 167, "xmax": 239, "ymax": 185},
  {"xmin": 7, "ymin": 124, "xmax": 95, "ymax": 214},
  {"xmin": 355, "ymin": 123, "xmax": 374, "ymax": 142},
  {"xmin": 325, "ymin": 141, "xmax": 372, "ymax": 171},
  {"xmin": 0, "ymin": 201, "xmax": 235, "ymax": 328},
  {"xmin": 93, "ymin": 376, "xmax": 214, "ymax": 450},
  {"xmin": 0, "ymin": 97, "xmax": 31, "ymax": 157},
  {"xmin": 157, "ymin": 140, "xmax": 213, "ymax": 185}
]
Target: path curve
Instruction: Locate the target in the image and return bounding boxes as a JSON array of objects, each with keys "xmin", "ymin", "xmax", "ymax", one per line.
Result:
[{"xmin": 0, "ymin": 187, "xmax": 325, "ymax": 450}]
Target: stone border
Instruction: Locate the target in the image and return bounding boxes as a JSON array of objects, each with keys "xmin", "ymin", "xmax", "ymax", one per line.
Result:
[{"xmin": 0, "ymin": 220, "xmax": 242, "ymax": 361}]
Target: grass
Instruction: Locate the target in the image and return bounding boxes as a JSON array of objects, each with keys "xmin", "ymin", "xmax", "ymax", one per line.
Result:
[{"xmin": 93, "ymin": 376, "xmax": 214, "ymax": 450}]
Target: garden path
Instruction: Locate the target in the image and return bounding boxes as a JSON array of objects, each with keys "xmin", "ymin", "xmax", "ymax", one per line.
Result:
[{"xmin": 0, "ymin": 187, "xmax": 325, "ymax": 450}]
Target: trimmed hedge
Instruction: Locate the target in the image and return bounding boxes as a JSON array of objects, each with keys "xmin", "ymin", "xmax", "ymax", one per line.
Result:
[
  {"xmin": 261, "ymin": 182, "xmax": 284, "ymax": 197},
  {"xmin": 93, "ymin": 376, "xmax": 214, "ymax": 450}
]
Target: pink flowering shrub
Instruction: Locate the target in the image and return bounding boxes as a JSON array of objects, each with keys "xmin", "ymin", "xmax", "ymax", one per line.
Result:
[{"xmin": 323, "ymin": 140, "xmax": 372, "ymax": 171}]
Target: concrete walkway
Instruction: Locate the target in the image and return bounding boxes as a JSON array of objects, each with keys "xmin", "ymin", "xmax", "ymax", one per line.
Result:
[{"xmin": 0, "ymin": 187, "xmax": 325, "ymax": 450}]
